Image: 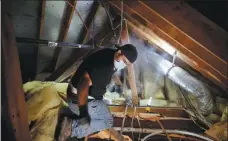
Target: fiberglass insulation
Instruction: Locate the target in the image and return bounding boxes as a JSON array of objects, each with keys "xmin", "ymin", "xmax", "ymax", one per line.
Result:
[{"xmin": 23, "ymin": 81, "xmax": 68, "ymax": 141}]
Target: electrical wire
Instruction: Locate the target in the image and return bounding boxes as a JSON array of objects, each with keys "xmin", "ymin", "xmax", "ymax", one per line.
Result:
[
  {"xmin": 99, "ymin": 0, "xmax": 118, "ymax": 42},
  {"xmin": 178, "ymin": 86, "xmax": 208, "ymax": 130},
  {"xmin": 156, "ymin": 118, "xmax": 172, "ymax": 141},
  {"xmin": 141, "ymin": 130, "xmax": 213, "ymax": 141},
  {"xmin": 118, "ymin": 0, "xmax": 124, "ymax": 44},
  {"xmin": 99, "ymin": 0, "xmax": 126, "ymax": 45},
  {"xmin": 65, "ymin": 0, "xmax": 88, "ymax": 31},
  {"xmin": 137, "ymin": 114, "xmax": 204, "ymax": 141},
  {"xmin": 99, "ymin": 0, "xmax": 122, "ymax": 31},
  {"xmin": 130, "ymin": 106, "xmax": 136, "ymax": 141},
  {"xmin": 97, "ymin": 23, "xmax": 121, "ymax": 46},
  {"xmin": 136, "ymin": 113, "xmax": 142, "ymax": 141},
  {"xmin": 138, "ymin": 115, "xmax": 172, "ymax": 141},
  {"xmin": 120, "ymin": 105, "xmax": 128, "ymax": 137},
  {"xmin": 124, "ymin": 19, "xmax": 130, "ymax": 43},
  {"xmin": 99, "ymin": 0, "xmax": 114, "ymax": 30},
  {"xmin": 190, "ymin": 116, "xmax": 207, "ymax": 131}
]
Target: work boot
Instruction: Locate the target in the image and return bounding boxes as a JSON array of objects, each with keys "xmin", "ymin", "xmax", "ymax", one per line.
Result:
[{"xmin": 58, "ymin": 117, "xmax": 73, "ymax": 141}]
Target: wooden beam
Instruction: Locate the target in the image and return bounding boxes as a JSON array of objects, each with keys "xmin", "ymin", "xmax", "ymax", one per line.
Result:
[
  {"xmin": 141, "ymin": 0, "xmax": 228, "ymax": 62},
  {"xmin": 109, "ymin": 106, "xmax": 189, "ymax": 118},
  {"xmin": 45, "ymin": 0, "xmax": 100, "ymax": 81},
  {"xmin": 126, "ymin": 64, "xmax": 139, "ymax": 105},
  {"xmin": 49, "ymin": 13, "xmax": 123, "ymax": 82},
  {"xmin": 49, "ymin": 0, "xmax": 77, "ymax": 72},
  {"xmin": 127, "ymin": 20, "xmax": 228, "ymax": 93},
  {"xmin": 113, "ymin": 118, "xmax": 204, "ymax": 133},
  {"xmin": 77, "ymin": 0, "xmax": 100, "ymax": 44},
  {"xmin": 120, "ymin": 21, "xmax": 139, "ymax": 105},
  {"xmin": 1, "ymin": 12, "xmax": 30, "ymax": 141},
  {"xmin": 35, "ymin": 0, "xmax": 46, "ymax": 77},
  {"xmin": 128, "ymin": 19, "xmax": 228, "ymax": 98},
  {"xmin": 108, "ymin": 0, "xmax": 228, "ymax": 90}
]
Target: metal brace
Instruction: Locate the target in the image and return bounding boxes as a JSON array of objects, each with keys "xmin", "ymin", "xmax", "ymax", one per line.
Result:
[
  {"xmin": 48, "ymin": 41, "xmax": 58, "ymax": 48},
  {"xmin": 172, "ymin": 50, "xmax": 177, "ymax": 66},
  {"xmin": 166, "ymin": 50, "xmax": 177, "ymax": 77}
]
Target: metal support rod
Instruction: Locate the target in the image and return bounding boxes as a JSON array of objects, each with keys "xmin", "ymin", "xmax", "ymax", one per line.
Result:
[
  {"xmin": 16, "ymin": 37, "xmax": 48, "ymax": 44},
  {"xmin": 16, "ymin": 37, "xmax": 102, "ymax": 49}
]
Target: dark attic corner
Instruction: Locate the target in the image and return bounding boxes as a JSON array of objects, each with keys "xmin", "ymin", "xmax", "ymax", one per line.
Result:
[{"xmin": 1, "ymin": 0, "xmax": 228, "ymax": 141}]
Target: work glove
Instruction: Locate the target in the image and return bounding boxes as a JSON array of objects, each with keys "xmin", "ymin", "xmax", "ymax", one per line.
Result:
[{"xmin": 78, "ymin": 105, "xmax": 90, "ymax": 127}]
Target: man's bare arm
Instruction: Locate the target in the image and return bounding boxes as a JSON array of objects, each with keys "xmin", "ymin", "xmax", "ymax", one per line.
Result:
[{"xmin": 77, "ymin": 72, "xmax": 92, "ymax": 106}]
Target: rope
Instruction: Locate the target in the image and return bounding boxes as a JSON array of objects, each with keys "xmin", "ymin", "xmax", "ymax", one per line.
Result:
[
  {"xmin": 136, "ymin": 115, "xmax": 142, "ymax": 141},
  {"xmin": 65, "ymin": 0, "xmax": 88, "ymax": 31},
  {"xmin": 99, "ymin": 0, "xmax": 118, "ymax": 43},
  {"xmin": 120, "ymin": 105, "xmax": 128, "ymax": 138},
  {"xmin": 137, "ymin": 115, "xmax": 172, "ymax": 141},
  {"xmin": 118, "ymin": 0, "xmax": 124, "ymax": 44},
  {"xmin": 156, "ymin": 118, "xmax": 172, "ymax": 141},
  {"xmin": 130, "ymin": 106, "xmax": 136, "ymax": 141}
]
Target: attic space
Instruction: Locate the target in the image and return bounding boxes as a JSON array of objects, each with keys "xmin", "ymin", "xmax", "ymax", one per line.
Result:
[{"xmin": 2, "ymin": 0, "xmax": 228, "ymax": 141}]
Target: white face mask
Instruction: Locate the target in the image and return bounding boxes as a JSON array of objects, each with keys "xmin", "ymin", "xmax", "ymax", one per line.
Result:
[{"xmin": 114, "ymin": 60, "xmax": 126, "ymax": 71}]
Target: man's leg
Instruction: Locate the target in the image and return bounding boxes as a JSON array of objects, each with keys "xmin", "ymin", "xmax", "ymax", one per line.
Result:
[{"xmin": 69, "ymin": 100, "xmax": 113, "ymax": 138}]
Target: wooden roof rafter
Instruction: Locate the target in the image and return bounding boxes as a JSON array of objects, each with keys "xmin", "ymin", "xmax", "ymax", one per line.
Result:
[
  {"xmin": 47, "ymin": 10, "xmax": 123, "ymax": 82},
  {"xmin": 45, "ymin": 0, "xmax": 100, "ymax": 81},
  {"xmin": 35, "ymin": 0, "xmax": 46, "ymax": 78},
  {"xmin": 48, "ymin": 0, "xmax": 77, "ymax": 72},
  {"xmin": 107, "ymin": 0, "xmax": 228, "ymax": 90}
]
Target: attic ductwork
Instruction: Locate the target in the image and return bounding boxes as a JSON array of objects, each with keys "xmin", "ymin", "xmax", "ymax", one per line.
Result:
[
  {"xmin": 168, "ymin": 66, "xmax": 214, "ymax": 115},
  {"xmin": 145, "ymin": 49, "xmax": 214, "ymax": 115}
]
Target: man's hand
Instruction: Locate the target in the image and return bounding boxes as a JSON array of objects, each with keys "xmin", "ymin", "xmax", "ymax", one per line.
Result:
[
  {"xmin": 95, "ymin": 129, "xmax": 133, "ymax": 141},
  {"xmin": 78, "ymin": 116, "xmax": 90, "ymax": 127},
  {"xmin": 122, "ymin": 135, "xmax": 132, "ymax": 141},
  {"xmin": 78, "ymin": 105, "xmax": 90, "ymax": 126}
]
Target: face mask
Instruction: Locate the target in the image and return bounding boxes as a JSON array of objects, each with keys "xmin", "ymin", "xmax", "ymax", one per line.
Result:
[{"xmin": 114, "ymin": 60, "xmax": 126, "ymax": 71}]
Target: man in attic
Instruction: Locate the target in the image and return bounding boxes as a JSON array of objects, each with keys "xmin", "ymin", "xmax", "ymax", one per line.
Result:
[{"xmin": 59, "ymin": 44, "xmax": 138, "ymax": 140}]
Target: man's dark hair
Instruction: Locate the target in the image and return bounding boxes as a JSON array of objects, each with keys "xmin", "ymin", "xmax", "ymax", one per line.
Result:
[{"xmin": 115, "ymin": 44, "xmax": 138, "ymax": 63}]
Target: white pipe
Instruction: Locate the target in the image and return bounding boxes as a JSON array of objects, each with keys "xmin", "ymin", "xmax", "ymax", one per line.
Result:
[
  {"xmin": 141, "ymin": 130, "xmax": 213, "ymax": 141},
  {"xmin": 113, "ymin": 127, "xmax": 213, "ymax": 141}
]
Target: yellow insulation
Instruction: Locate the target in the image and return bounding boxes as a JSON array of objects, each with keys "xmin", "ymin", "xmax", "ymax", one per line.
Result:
[
  {"xmin": 23, "ymin": 81, "xmax": 69, "ymax": 141},
  {"xmin": 23, "ymin": 81, "xmax": 228, "ymax": 141}
]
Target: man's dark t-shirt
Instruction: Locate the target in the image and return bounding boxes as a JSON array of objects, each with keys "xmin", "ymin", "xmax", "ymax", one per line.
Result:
[{"xmin": 71, "ymin": 48, "xmax": 116, "ymax": 100}]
